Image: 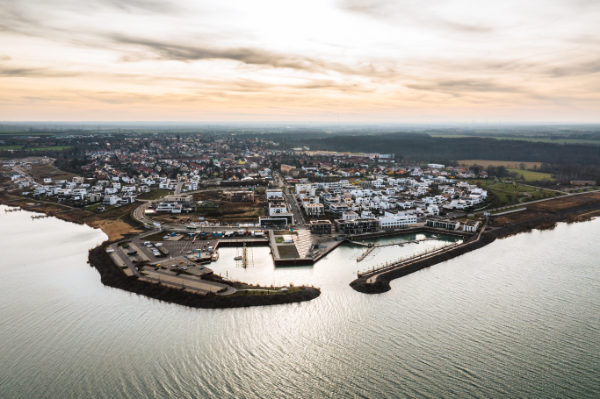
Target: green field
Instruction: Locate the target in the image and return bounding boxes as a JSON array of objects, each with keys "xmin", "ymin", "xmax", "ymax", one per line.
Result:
[
  {"xmin": 0, "ymin": 145, "xmax": 71, "ymax": 151},
  {"xmin": 29, "ymin": 145, "xmax": 72, "ymax": 151},
  {"xmin": 474, "ymin": 180, "xmax": 557, "ymax": 207},
  {"xmin": 136, "ymin": 189, "xmax": 170, "ymax": 200},
  {"xmin": 0, "ymin": 145, "xmax": 24, "ymax": 150},
  {"xmin": 507, "ymin": 168, "xmax": 555, "ymax": 182}
]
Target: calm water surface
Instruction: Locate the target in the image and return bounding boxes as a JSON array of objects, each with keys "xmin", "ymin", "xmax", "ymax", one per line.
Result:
[{"xmin": 0, "ymin": 205, "xmax": 598, "ymax": 398}]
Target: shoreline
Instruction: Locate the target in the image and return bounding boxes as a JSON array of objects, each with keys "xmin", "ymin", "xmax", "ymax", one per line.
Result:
[
  {"xmin": 0, "ymin": 197, "xmax": 321, "ymax": 309},
  {"xmin": 350, "ymin": 198, "xmax": 600, "ymax": 294},
  {"xmin": 89, "ymin": 241, "xmax": 320, "ymax": 309},
  {"xmin": 3, "ymin": 191, "xmax": 599, "ymax": 304}
]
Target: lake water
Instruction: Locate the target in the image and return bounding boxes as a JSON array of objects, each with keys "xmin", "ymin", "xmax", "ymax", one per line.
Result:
[{"xmin": 1, "ymin": 205, "xmax": 598, "ymax": 398}]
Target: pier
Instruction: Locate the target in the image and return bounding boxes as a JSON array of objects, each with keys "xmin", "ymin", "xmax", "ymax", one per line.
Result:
[{"xmin": 356, "ymin": 245, "xmax": 376, "ymax": 262}]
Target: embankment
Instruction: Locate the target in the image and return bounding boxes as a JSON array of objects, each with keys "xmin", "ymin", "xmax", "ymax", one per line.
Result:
[{"xmin": 0, "ymin": 193, "xmax": 142, "ymax": 240}]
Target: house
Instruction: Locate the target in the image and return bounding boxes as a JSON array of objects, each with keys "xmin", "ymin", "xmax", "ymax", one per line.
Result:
[
  {"xmin": 268, "ymin": 201, "xmax": 288, "ymax": 216},
  {"xmin": 462, "ymin": 221, "xmax": 480, "ymax": 232},
  {"xmin": 156, "ymin": 202, "xmax": 183, "ymax": 213},
  {"xmin": 266, "ymin": 189, "xmax": 283, "ymax": 200},
  {"xmin": 103, "ymin": 195, "xmax": 119, "ymax": 206},
  {"xmin": 303, "ymin": 203, "xmax": 324, "ymax": 216},
  {"xmin": 426, "ymin": 219, "xmax": 460, "ymax": 230},
  {"xmin": 328, "ymin": 202, "xmax": 349, "ymax": 216}
]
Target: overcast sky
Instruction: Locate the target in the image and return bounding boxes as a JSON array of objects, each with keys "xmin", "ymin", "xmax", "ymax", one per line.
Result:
[{"xmin": 0, "ymin": 0, "xmax": 599, "ymax": 122}]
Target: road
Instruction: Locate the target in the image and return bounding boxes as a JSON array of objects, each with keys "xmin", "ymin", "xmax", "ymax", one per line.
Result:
[
  {"xmin": 273, "ymin": 171, "xmax": 305, "ymax": 227},
  {"xmin": 134, "ymin": 175, "xmax": 308, "ymax": 231},
  {"xmin": 174, "ymin": 181, "xmax": 184, "ymax": 195}
]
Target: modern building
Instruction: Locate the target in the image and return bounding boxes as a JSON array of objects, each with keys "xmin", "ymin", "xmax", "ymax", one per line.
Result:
[
  {"xmin": 225, "ymin": 190, "xmax": 255, "ymax": 202},
  {"xmin": 426, "ymin": 219, "xmax": 460, "ymax": 230},
  {"xmin": 334, "ymin": 218, "xmax": 380, "ymax": 234},
  {"xmin": 266, "ymin": 189, "xmax": 283, "ymax": 200},
  {"xmin": 310, "ymin": 220, "xmax": 332, "ymax": 234},
  {"xmin": 303, "ymin": 203, "xmax": 325, "ymax": 216},
  {"xmin": 379, "ymin": 213, "xmax": 418, "ymax": 229}
]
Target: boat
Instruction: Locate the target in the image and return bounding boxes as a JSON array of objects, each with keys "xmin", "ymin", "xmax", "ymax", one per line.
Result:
[{"xmin": 234, "ymin": 255, "xmax": 242, "ymax": 261}]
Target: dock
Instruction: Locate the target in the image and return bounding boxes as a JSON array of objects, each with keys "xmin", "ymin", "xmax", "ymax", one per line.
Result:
[
  {"xmin": 356, "ymin": 245, "xmax": 376, "ymax": 262},
  {"xmin": 353, "ymin": 238, "xmax": 433, "ymax": 262}
]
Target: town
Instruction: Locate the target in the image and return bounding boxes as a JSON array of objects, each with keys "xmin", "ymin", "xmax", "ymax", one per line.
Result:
[
  {"xmin": 2, "ymin": 132, "xmax": 599, "ymax": 303},
  {"xmin": 1, "ymin": 134, "xmax": 490, "ymax": 229}
]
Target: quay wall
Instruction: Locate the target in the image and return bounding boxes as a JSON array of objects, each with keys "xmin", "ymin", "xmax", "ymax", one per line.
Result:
[{"xmin": 347, "ymin": 226, "xmax": 472, "ymax": 240}]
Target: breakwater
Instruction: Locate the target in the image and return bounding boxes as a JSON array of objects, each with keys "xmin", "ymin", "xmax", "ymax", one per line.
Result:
[{"xmin": 350, "ymin": 197, "xmax": 600, "ymax": 294}]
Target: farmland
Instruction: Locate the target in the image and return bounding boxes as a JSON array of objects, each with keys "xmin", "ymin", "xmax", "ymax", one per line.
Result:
[
  {"xmin": 506, "ymin": 168, "xmax": 555, "ymax": 182},
  {"xmin": 459, "ymin": 160, "xmax": 542, "ymax": 169},
  {"xmin": 28, "ymin": 162, "xmax": 76, "ymax": 181}
]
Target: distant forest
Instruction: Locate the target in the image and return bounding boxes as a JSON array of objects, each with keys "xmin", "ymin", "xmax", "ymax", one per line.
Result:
[{"xmin": 278, "ymin": 133, "xmax": 600, "ymax": 165}]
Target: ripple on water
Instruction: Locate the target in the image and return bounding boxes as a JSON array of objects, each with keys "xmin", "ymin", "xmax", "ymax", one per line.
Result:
[{"xmin": 0, "ymin": 206, "xmax": 599, "ymax": 398}]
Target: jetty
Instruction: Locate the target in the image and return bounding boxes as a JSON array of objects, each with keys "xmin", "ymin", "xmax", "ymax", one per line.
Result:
[{"xmin": 356, "ymin": 245, "xmax": 376, "ymax": 262}]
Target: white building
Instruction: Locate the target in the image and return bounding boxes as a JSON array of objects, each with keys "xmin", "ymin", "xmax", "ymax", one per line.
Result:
[{"xmin": 266, "ymin": 189, "xmax": 283, "ymax": 200}]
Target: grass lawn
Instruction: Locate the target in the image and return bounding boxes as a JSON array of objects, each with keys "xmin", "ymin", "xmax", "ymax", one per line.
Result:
[
  {"xmin": 28, "ymin": 145, "xmax": 72, "ymax": 151},
  {"xmin": 136, "ymin": 189, "xmax": 170, "ymax": 200},
  {"xmin": 473, "ymin": 179, "xmax": 557, "ymax": 207},
  {"xmin": 277, "ymin": 245, "xmax": 300, "ymax": 259},
  {"xmin": 85, "ymin": 202, "xmax": 105, "ymax": 212},
  {"xmin": 507, "ymin": 168, "xmax": 555, "ymax": 182}
]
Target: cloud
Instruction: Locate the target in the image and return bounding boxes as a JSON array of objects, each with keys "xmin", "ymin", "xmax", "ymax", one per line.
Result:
[
  {"xmin": 547, "ymin": 59, "xmax": 600, "ymax": 77},
  {"xmin": 338, "ymin": 0, "xmax": 493, "ymax": 34},
  {"xmin": 100, "ymin": 0, "xmax": 177, "ymax": 14},
  {"xmin": 0, "ymin": 66, "xmax": 79, "ymax": 77},
  {"xmin": 407, "ymin": 79, "xmax": 522, "ymax": 94},
  {"xmin": 111, "ymin": 34, "xmax": 320, "ymax": 70},
  {"xmin": 111, "ymin": 34, "xmax": 399, "ymax": 79}
]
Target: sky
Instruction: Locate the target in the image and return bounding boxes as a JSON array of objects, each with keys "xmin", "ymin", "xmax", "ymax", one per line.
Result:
[{"xmin": 0, "ymin": 0, "xmax": 599, "ymax": 123}]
